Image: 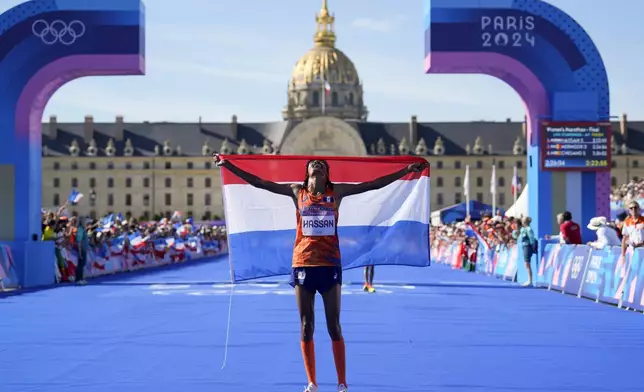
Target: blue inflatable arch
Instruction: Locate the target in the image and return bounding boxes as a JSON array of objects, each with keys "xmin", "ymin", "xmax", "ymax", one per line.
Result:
[
  {"xmin": 425, "ymin": 0, "xmax": 611, "ymax": 242},
  {"xmin": 0, "ymin": 0, "xmax": 145, "ymax": 286}
]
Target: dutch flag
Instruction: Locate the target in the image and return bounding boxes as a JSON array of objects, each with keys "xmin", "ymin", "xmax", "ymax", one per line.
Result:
[
  {"xmin": 465, "ymin": 222, "xmax": 491, "ymax": 250},
  {"xmin": 220, "ymin": 155, "xmax": 431, "ymax": 282}
]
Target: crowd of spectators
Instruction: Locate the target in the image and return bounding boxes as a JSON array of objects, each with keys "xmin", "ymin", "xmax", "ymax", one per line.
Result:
[
  {"xmin": 41, "ymin": 201, "xmax": 227, "ymax": 284},
  {"xmin": 611, "ymin": 178, "xmax": 644, "ymax": 203}
]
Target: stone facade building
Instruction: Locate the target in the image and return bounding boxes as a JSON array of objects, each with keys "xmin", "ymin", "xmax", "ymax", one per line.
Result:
[{"xmin": 41, "ymin": 1, "xmax": 644, "ymax": 220}]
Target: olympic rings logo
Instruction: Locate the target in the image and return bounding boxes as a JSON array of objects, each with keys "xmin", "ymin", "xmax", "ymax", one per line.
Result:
[{"xmin": 32, "ymin": 20, "xmax": 86, "ymax": 45}]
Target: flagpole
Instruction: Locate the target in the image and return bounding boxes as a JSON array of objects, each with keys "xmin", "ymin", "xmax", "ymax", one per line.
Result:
[
  {"xmin": 491, "ymin": 162, "xmax": 497, "ymax": 216},
  {"xmin": 513, "ymin": 165, "xmax": 518, "ymax": 206},
  {"xmin": 321, "ymin": 81, "xmax": 326, "ymax": 115},
  {"xmin": 464, "ymin": 165, "xmax": 470, "ymax": 219}
]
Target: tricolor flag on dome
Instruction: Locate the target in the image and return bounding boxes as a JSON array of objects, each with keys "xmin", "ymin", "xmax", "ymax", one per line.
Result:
[
  {"xmin": 220, "ymin": 155, "xmax": 431, "ymax": 282},
  {"xmin": 324, "ymin": 80, "xmax": 331, "ymax": 94}
]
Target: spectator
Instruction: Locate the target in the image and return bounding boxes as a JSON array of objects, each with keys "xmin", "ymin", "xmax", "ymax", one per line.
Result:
[
  {"xmin": 75, "ymin": 216, "xmax": 90, "ymax": 285},
  {"xmin": 512, "ymin": 216, "xmax": 537, "ymax": 286},
  {"xmin": 621, "ymin": 200, "xmax": 644, "ymax": 257},
  {"xmin": 560, "ymin": 211, "xmax": 582, "ymax": 245},
  {"xmin": 586, "ymin": 216, "xmax": 621, "ymax": 249},
  {"xmin": 614, "ymin": 212, "xmax": 628, "ymax": 241}
]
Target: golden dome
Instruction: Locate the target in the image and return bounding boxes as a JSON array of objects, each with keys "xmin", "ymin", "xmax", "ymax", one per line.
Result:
[{"xmin": 290, "ymin": 0, "xmax": 360, "ymax": 87}]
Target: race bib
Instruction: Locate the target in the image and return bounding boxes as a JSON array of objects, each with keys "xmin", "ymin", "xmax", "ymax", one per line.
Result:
[{"xmin": 301, "ymin": 214, "xmax": 336, "ymax": 236}]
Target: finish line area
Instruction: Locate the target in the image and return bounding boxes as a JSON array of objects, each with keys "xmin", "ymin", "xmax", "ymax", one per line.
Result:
[{"xmin": 2, "ymin": 257, "xmax": 644, "ymax": 392}]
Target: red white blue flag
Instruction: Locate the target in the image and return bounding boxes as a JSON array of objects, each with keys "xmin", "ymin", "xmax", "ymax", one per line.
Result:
[{"xmin": 220, "ymin": 155, "xmax": 431, "ymax": 282}]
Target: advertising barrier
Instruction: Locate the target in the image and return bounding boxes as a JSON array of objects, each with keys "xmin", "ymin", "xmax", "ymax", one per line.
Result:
[
  {"xmin": 1, "ymin": 237, "xmax": 227, "ymax": 291},
  {"xmin": 432, "ymin": 241, "xmax": 644, "ymax": 312}
]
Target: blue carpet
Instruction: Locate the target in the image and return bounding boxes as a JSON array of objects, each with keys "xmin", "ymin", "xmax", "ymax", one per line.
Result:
[{"xmin": 1, "ymin": 256, "xmax": 644, "ymax": 391}]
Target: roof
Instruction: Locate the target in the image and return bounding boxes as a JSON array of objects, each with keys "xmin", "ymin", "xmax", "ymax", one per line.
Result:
[{"xmin": 42, "ymin": 118, "xmax": 644, "ymax": 157}]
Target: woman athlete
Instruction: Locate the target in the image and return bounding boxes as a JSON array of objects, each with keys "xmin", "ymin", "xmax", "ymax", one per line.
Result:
[{"xmin": 214, "ymin": 155, "xmax": 427, "ymax": 392}]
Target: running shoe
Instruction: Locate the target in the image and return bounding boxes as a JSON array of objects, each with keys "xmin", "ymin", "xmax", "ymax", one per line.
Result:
[
  {"xmin": 363, "ymin": 284, "xmax": 369, "ymax": 291},
  {"xmin": 304, "ymin": 383, "xmax": 318, "ymax": 392},
  {"xmin": 367, "ymin": 285, "xmax": 376, "ymax": 293},
  {"xmin": 338, "ymin": 384, "xmax": 348, "ymax": 392}
]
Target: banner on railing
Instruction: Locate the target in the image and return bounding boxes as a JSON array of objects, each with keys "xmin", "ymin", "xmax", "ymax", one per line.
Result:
[
  {"xmin": 431, "ymin": 241, "xmax": 644, "ymax": 313},
  {"xmin": 55, "ymin": 236, "xmax": 226, "ymax": 282},
  {"xmin": 0, "ymin": 245, "xmax": 19, "ymax": 290}
]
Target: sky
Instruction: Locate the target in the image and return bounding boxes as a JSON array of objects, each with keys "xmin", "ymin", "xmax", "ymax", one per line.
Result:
[{"xmin": 2, "ymin": 0, "xmax": 643, "ymax": 123}]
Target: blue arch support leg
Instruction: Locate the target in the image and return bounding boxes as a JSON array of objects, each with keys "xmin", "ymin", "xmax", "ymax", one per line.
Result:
[
  {"xmin": 424, "ymin": 0, "xmax": 610, "ymax": 242},
  {"xmin": 0, "ymin": 0, "xmax": 146, "ymax": 288}
]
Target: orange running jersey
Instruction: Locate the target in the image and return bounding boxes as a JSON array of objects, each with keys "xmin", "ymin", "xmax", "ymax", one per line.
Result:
[{"xmin": 292, "ymin": 188, "xmax": 341, "ymax": 268}]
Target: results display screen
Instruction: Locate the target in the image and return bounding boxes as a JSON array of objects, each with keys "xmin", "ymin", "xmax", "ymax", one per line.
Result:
[{"xmin": 541, "ymin": 122, "xmax": 611, "ymax": 171}]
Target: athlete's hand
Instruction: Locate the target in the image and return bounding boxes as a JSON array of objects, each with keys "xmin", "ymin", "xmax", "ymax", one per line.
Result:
[
  {"xmin": 406, "ymin": 162, "xmax": 428, "ymax": 173},
  {"xmin": 212, "ymin": 153, "xmax": 227, "ymax": 167}
]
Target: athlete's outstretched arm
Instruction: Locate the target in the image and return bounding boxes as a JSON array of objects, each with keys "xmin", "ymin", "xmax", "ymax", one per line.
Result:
[
  {"xmin": 335, "ymin": 161, "xmax": 428, "ymax": 198},
  {"xmin": 214, "ymin": 155, "xmax": 299, "ymax": 198}
]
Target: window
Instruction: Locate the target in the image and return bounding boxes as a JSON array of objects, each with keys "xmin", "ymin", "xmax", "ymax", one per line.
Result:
[
  {"xmin": 107, "ymin": 162, "xmax": 114, "ymax": 169},
  {"xmin": 71, "ymin": 162, "xmax": 78, "ymax": 170},
  {"xmin": 143, "ymin": 194, "xmax": 150, "ymax": 206},
  {"xmin": 454, "ymin": 177, "xmax": 461, "ymax": 187},
  {"xmin": 331, "ymin": 92, "xmax": 339, "ymax": 106},
  {"xmin": 205, "ymin": 194, "xmax": 211, "ymax": 206},
  {"xmin": 612, "ymin": 160, "xmax": 617, "ymax": 168},
  {"xmin": 143, "ymin": 211, "xmax": 150, "ymax": 220},
  {"xmin": 476, "ymin": 177, "xmax": 483, "ymax": 187},
  {"xmin": 89, "ymin": 162, "xmax": 96, "ymax": 170},
  {"xmin": 125, "ymin": 178, "xmax": 132, "ymax": 188},
  {"xmin": 143, "ymin": 162, "xmax": 151, "ymax": 169},
  {"xmin": 165, "ymin": 178, "xmax": 172, "ymax": 187},
  {"xmin": 476, "ymin": 161, "xmax": 483, "ymax": 169},
  {"xmin": 107, "ymin": 178, "xmax": 114, "ymax": 188},
  {"xmin": 53, "ymin": 178, "xmax": 60, "ymax": 188},
  {"xmin": 436, "ymin": 177, "xmax": 443, "ymax": 187},
  {"xmin": 143, "ymin": 178, "xmax": 150, "ymax": 187},
  {"xmin": 108, "ymin": 194, "xmax": 114, "ymax": 206},
  {"xmin": 498, "ymin": 177, "xmax": 505, "ymax": 187},
  {"xmin": 165, "ymin": 193, "xmax": 172, "ymax": 206},
  {"xmin": 90, "ymin": 177, "xmax": 96, "ymax": 188},
  {"xmin": 187, "ymin": 178, "xmax": 193, "ymax": 188},
  {"xmin": 634, "ymin": 176, "xmax": 640, "ymax": 182},
  {"xmin": 53, "ymin": 162, "xmax": 60, "ymax": 170},
  {"xmin": 454, "ymin": 161, "xmax": 461, "ymax": 169},
  {"xmin": 454, "ymin": 192, "xmax": 462, "ymax": 204},
  {"xmin": 633, "ymin": 160, "xmax": 639, "ymax": 168},
  {"xmin": 476, "ymin": 192, "xmax": 484, "ymax": 202},
  {"xmin": 125, "ymin": 194, "xmax": 132, "ymax": 206},
  {"xmin": 205, "ymin": 178, "xmax": 212, "ymax": 188},
  {"xmin": 436, "ymin": 161, "xmax": 443, "ymax": 169},
  {"xmin": 436, "ymin": 193, "xmax": 443, "ymax": 206},
  {"xmin": 499, "ymin": 193, "xmax": 506, "ymax": 206},
  {"xmin": 312, "ymin": 91, "xmax": 320, "ymax": 106},
  {"xmin": 498, "ymin": 161, "xmax": 505, "ymax": 169},
  {"xmin": 187, "ymin": 162, "xmax": 194, "ymax": 169},
  {"xmin": 187, "ymin": 193, "xmax": 194, "ymax": 206},
  {"xmin": 90, "ymin": 210, "xmax": 97, "ymax": 220},
  {"xmin": 205, "ymin": 162, "xmax": 211, "ymax": 169},
  {"xmin": 611, "ymin": 177, "xmax": 617, "ymax": 187},
  {"xmin": 165, "ymin": 162, "xmax": 171, "ymax": 169},
  {"xmin": 53, "ymin": 193, "xmax": 60, "ymax": 205},
  {"xmin": 125, "ymin": 162, "xmax": 132, "ymax": 169},
  {"xmin": 71, "ymin": 178, "xmax": 78, "ymax": 188},
  {"xmin": 187, "ymin": 211, "xmax": 193, "ymax": 218},
  {"xmin": 516, "ymin": 161, "xmax": 523, "ymax": 169}
]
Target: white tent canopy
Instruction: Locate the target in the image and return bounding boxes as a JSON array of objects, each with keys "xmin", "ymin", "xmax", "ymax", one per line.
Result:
[{"xmin": 505, "ymin": 184, "xmax": 529, "ymax": 218}]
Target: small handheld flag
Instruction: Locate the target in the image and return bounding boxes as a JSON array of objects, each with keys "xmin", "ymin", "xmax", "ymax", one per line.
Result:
[{"xmin": 68, "ymin": 190, "xmax": 83, "ymax": 205}]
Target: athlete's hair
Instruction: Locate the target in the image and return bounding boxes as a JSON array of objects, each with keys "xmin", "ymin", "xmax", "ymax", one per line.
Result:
[{"xmin": 303, "ymin": 159, "xmax": 334, "ymax": 190}]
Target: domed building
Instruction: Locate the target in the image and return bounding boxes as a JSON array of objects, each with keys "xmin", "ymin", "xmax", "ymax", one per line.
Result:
[
  {"xmin": 40, "ymin": 1, "xmax": 644, "ymax": 221},
  {"xmin": 282, "ymin": 0, "xmax": 368, "ymax": 121}
]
